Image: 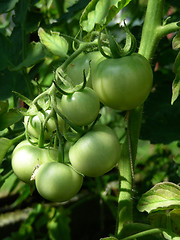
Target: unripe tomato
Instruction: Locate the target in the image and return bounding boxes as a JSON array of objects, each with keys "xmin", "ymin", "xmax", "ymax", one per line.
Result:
[
  {"xmin": 66, "ymin": 51, "xmax": 105, "ymax": 87},
  {"xmin": 59, "ymin": 87, "xmax": 100, "ymax": 126},
  {"xmin": 12, "ymin": 140, "xmax": 58, "ymax": 183},
  {"xmin": 92, "ymin": 54, "xmax": 153, "ymax": 111},
  {"xmin": 69, "ymin": 125, "xmax": 121, "ymax": 177},
  {"xmin": 35, "ymin": 162, "xmax": 83, "ymax": 202},
  {"xmin": 24, "ymin": 109, "xmax": 64, "ymax": 140}
]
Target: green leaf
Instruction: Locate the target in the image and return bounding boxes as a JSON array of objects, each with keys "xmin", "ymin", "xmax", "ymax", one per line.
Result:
[
  {"xmin": 0, "ymin": 138, "xmax": 12, "ymax": 165},
  {"xmin": 80, "ymin": 0, "xmax": 132, "ymax": 32},
  {"xmin": 48, "ymin": 210, "xmax": 71, "ymax": 240},
  {"xmin": 162, "ymin": 230, "xmax": 180, "ymax": 240},
  {"xmin": 171, "ymin": 74, "xmax": 180, "ymax": 105},
  {"xmin": 0, "ymin": 109, "xmax": 23, "ymax": 130},
  {"xmin": 171, "ymin": 52, "xmax": 180, "ymax": 104},
  {"xmin": 0, "ymin": 32, "xmax": 13, "ymax": 70},
  {"xmin": 0, "ymin": 101, "xmax": 9, "ymax": 115},
  {"xmin": 12, "ymin": 42, "xmax": 45, "ymax": 71},
  {"xmin": 170, "ymin": 209, "xmax": 180, "ymax": 235},
  {"xmin": 172, "ymin": 31, "xmax": 180, "ymax": 50},
  {"xmin": 38, "ymin": 28, "xmax": 69, "ymax": 57},
  {"xmin": 137, "ymin": 182, "xmax": 180, "ymax": 213},
  {"xmin": 0, "ymin": 0, "xmax": 19, "ymax": 14}
]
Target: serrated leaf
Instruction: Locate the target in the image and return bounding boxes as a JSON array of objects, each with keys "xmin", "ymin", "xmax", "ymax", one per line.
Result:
[
  {"xmin": 171, "ymin": 52, "xmax": 180, "ymax": 104},
  {"xmin": 137, "ymin": 182, "xmax": 180, "ymax": 214},
  {"xmin": 12, "ymin": 42, "xmax": 45, "ymax": 71},
  {"xmin": 38, "ymin": 28, "xmax": 68, "ymax": 57},
  {"xmin": 172, "ymin": 31, "xmax": 180, "ymax": 50},
  {"xmin": 0, "ymin": 138, "xmax": 12, "ymax": 165},
  {"xmin": 80, "ymin": 0, "xmax": 132, "ymax": 32}
]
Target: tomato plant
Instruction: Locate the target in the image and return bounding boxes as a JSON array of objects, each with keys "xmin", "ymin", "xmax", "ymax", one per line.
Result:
[
  {"xmin": 59, "ymin": 87, "xmax": 100, "ymax": 126},
  {"xmin": 12, "ymin": 140, "xmax": 58, "ymax": 183},
  {"xmin": 69, "ymin": 125, "xmax": 121, "ymax": 177},
  {"xmin": 35, "ymin": 162, "xmax": 83, "ymax": 202},
  {"xmin": 92, "ymin": 53, "xmax": 153, "ymax": 111},
  {"xmin": 1, "ymin": 0, "xmax": 180, "ymax": 240}
]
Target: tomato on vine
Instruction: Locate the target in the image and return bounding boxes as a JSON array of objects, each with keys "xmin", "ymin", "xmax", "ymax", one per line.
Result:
[
  {"xmin": 59, "ymin": 87, "xmax": 100, "ymax": 126},
  {"xmin": 35, "ymin": 162, "xmax": 83, "ymax": 202},
  {"xmin": 69, "ymin": 125, "xmax": 121, "ymax": 177},
  {"xmin": 12, "ymin": 140, "xmax": 58, "ymax": 183},
  {"xmin": 92, "ymin": 53, "xmax": 153, "ymax": 111},
  {"xmin": 66, "ymin": 51, "xmax": 105, "ymax": 87}
]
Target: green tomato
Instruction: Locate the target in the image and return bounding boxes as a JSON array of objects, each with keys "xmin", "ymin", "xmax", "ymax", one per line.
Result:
[
  {"xmin": 59, "ymin": 87, "xmax": 100, "ymax": 126},
  {"xmin": 66, "ymin": 51, "xmax": 105, "ymax": 87},
  {"xmin": 24, "ymin": 109, "xmax": 64, "ymax": 140},
  {"xmin": 12, "ymin": 140, "xmax": 57, "ymax": 183},
  {"xmin": 69, "ymin": 125, "xmax": 121, "ymax": 177},
  {"xmin": 35, "ymin": 162, "xmax": 83, "ymax": 202},
  {"xmin": 92, "ymin": 53, "xmax": 153, "ymax": 111}
]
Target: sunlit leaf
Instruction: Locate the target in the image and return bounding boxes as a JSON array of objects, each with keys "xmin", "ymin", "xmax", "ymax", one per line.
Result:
[
  {"xmin": 80, "ymin": 0, "xmax": 132, "ymax": 32},
  {"xmin": 171, "ymin": 52, "xmax": 180, "ymax": 104},
  {"xmin": 38, "ymin": 28, "xmax": 69, "ymax": 57},
  {"xmin": 172, "ymin": 31, "xmax": 180, "ymax": 50},
  {"xmin": 137, "ymin": 182, "xmax": 180, "ymax": 213}
]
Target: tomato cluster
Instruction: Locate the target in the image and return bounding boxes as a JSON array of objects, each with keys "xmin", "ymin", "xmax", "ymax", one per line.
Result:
[{"xmin": 11, "ymin": 51, "xmax": 153, "ymax": 203}]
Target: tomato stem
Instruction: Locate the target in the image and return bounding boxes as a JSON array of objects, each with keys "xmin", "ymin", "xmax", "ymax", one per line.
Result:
[{"xmin": 116, "ymin": 0, "xmax": 180, "ymax": 237}]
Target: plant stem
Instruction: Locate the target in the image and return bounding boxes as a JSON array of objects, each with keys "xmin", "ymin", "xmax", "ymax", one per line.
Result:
[
  {"xmin": 59, "ymin": 41, "xmax": 98, "ymax": 72},
  {"xmin": 116, "ymin": 0, "xmax": 180, "ymax": 237},
  {"xmin": 138, "ymin": 0, "xmax": 180, "ymax": 61},
  {"xmin": 116, "ymin": 108, "xmax": 142, "ymax": 237}
]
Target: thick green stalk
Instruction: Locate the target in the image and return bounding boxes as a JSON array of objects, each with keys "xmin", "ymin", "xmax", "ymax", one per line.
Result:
[{"xmin": 116, "ymin": 0, "xmax": 180, "ymax": 237}]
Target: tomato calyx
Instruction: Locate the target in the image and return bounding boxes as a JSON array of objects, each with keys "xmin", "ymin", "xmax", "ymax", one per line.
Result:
[
  {"xmin": 54, "ymin": 66, "xmax": 89, "ymax": 96},
  {"xmin": 98, "ymin": 22, "xmax": 137, "ymax": 59}
]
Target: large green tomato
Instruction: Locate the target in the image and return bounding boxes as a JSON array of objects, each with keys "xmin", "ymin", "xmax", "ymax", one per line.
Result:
[
  {"xmin": 69, "ymin": 125, "xmax": 121, "ymax": 177},
  {"xmin": 59, "ymin": 87, "xmax": 100, "ymax": 126},
  {"xmin": 24, "ymin": 109, "xmax": 64, "ymax": 140},
  {"xmin": 35, "ymin": 162, "xmax": 83, "ymax": 202},
  {"xmin": 66, "ymin": 51, "xmax": 105, "ymax": 87},
  {"xmin": 12, "ymin": 140, "xmax": 58, "ymax": 183},
  {"xmin": 92, "ymin": 54, "xmax": 153, "ymax": 111}
]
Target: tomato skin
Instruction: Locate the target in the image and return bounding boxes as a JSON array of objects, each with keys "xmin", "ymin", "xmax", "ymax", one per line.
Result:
[
  {"xmin": 59, "ymin": 87, "xmax": 100, "ymax": 126},
  {"xmin": 66, "ymin": 51, "xmax": 105, "ymax": 87},
  {"xmin": 12, "ymin": 140, "xmax": 58, "ymax": 183},
  {"xmin": 69, "ymin": 125, "xmax": 121, "ymax": 177},
  {"xmin": 24, "ymin": 110, "xmax": 64, "ymax": 140},
  {"xmin": 92, "ymin": 54, "xmax": 153, "ymax": 110},
  {"xmin": 35, "ymin": 162, "xmax": 83, "ymax": 202}
]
